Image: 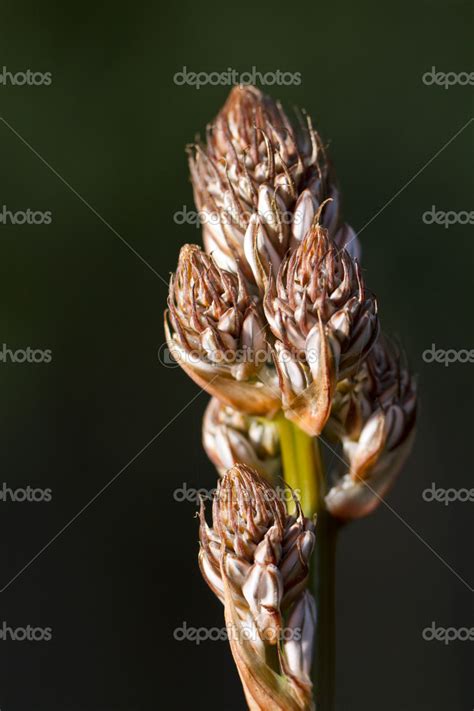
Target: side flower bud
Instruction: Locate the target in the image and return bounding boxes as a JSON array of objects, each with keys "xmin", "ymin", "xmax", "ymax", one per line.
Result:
[
  {"xmin": 198, "ymin": 464, "xmax": 316, "ymax": 709},
  {"xmin": 165, "ymin": 244, "xmax": 280, "ymax": 415},
  {"xmin": 202, "ymin": 397, "xmax": 281, "ymax": 480},
  {"xmin": 264, "ymin": 224, "xmax": 379, "ymax": 435},
  {"xmin": 325, "ymin": 337, "xmax": 417, "ymax": 519}
]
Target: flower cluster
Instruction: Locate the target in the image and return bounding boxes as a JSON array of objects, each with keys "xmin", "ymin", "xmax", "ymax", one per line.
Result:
[
  {"xmin": 199, "ymin": 464, "xmax": 316, "ymax": 710},
  {"xmin": 264, "ymin": 223, "xmax": 379, "ymax": 435},
  {"xmin": 165, "ymin": 85, "xmax": 417, "ymax": 709},
  {"xmin": 188, "ymin": 85, "xmax": 359, "ymax": 292}
]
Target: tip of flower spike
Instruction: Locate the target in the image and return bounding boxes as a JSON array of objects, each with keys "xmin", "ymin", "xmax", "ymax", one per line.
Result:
[
  {"xmin": 220, "ymin": 462, "xmax": 279, "ymax": 500},
  {"xmin": 225, "ymin": 84, "xmax": 265, "ymax": 104},
  {"xmin": 214, "ymin": 85, "xmax": 286, "ymax": 150},
  {"xmin": 222, "ymin": 85, "xmax": 274, "ymax": 119},
  {"xmin": 215, "ymin": 464, "xmax": 287, "ymax": 534}
]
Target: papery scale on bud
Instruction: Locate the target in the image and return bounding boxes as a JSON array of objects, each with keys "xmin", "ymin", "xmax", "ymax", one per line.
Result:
[
  {"xmin": 282, "ymin": 590, "xmax": 317, "ymax": 687},
  {"xmin": 242, "ymin": 526, "xmax": 283, "ymax": 644}
]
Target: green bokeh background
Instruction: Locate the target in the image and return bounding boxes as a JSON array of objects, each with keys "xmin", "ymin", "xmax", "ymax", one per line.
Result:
[{"xmin": 0, "ymin": 1, "xmax": 472, "ymax": 709}]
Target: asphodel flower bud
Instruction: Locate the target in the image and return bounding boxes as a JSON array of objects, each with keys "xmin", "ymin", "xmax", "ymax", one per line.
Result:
[
  {"xmin": 264, "ymin": 223, "xmax": 379, "ymax": 435},
  {"xmin": 165, "ymin": 244, "xmax": 280, "ymax": 415},
  {"xmin": 282, "ymin": 591, "xmax": 317, "ymax": 688},
  {"xmin": 202, "ymin": 397, "xmax": 281, "ymax": 480},
  {"xmin": 325, "ymin": 336, "xmax": 417, "ymax": 519},
  {"xmin": 199, "ymin": 464, "xmax": 316, "ymax": 709},
  {"xmin": 189, "ymin": 85, "xmax": 360, "ymax": 290}
]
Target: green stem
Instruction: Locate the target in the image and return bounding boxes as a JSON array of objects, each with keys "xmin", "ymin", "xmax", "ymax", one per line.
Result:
[
  {"xmin": 293, "ymin": 424, "xmax": 320, "ymax": 518},
  {"xmin": 276, "ymin": 414, "xmax": 318, "ymax": 517},
  {"xmin": 276, "ymin": 414, "xmax": 337, "ymax": 711},
  {"xmin": 276, "ymin": 414, "xmax": 301, "ymax": 508}
]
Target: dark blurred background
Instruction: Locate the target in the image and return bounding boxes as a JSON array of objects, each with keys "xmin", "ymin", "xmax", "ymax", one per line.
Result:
[{"xmin": 0, "ymin": 1, "xmax": 472, "ymax": 709}]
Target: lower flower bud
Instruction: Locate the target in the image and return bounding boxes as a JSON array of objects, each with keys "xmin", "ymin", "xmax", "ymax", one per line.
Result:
[{"xmin": 198, "ymin": 464, "xmax": 316, "ymax": 709}]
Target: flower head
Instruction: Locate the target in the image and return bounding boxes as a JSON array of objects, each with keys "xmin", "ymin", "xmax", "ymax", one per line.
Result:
[
  {"xmin": 264, "ymin": 223, "xmax": 379, "ymax": 435},
  {"xmin": 189, "ymin": 85, "xmax": 359, "ymax": 290},
  {"xmin": 165, "ymin": 244, "xmax": 280, "ymax": 414},
  {"xmin": 199, "ymin": 464, "xmax": 316, "ymax": 709}
]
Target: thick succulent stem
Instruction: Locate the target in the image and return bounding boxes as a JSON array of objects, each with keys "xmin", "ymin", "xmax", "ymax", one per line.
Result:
[
  {"xmin": 277, "ymin": 414, "xmax": 338, "ymax": 710},
  {"xmin": 276, "ymin": 414, "xmax": 301, "ymax": 511},
  {"xmin": 276, "ymin": 414, "xmax": 319, "ymax": 517}
]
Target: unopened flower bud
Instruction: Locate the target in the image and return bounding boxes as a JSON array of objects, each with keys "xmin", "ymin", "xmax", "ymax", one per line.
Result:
[
  {"xmin": 199, "ymin": 464, "xmax": 316, "ymax": 709},
  {"xmin": 265, "ymin": 224, "xmax": 379, "ymax": 434},
  {"xmin": 165, "ymin": 244, "xmax": 280, "ymax": 415},
  {"xmin": 202, "ymin": 397, "xmax": 281, "ymax": 480},
  {"xmin": 189, "ymin": 85, "xmax": 359, "ymax": 290},
  {"xmin": 325, "ymin": 337, "xmax": 417, "ymax": 519}
]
